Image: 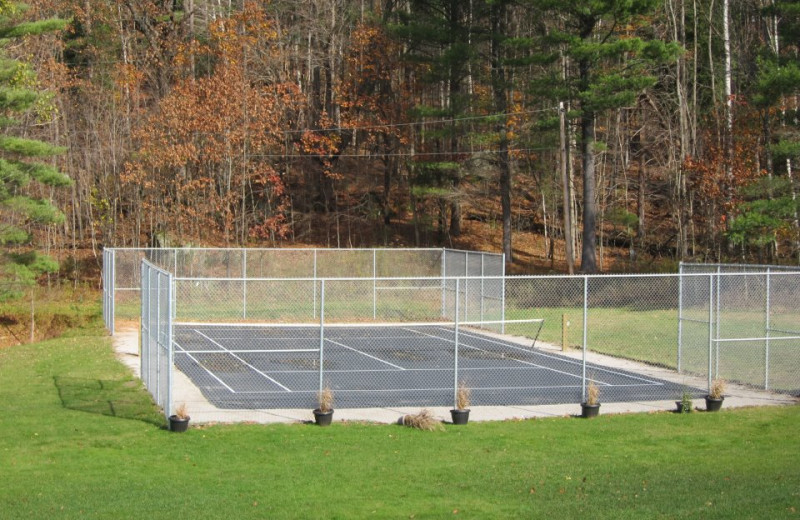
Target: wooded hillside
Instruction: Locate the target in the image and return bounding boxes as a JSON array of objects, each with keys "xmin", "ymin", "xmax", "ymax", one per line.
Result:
[{"xmin": 3, "ymin": 0, "xmax": 800, "ymax": 280}]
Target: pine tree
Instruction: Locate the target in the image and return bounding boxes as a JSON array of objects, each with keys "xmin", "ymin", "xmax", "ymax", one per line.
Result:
[
  {"xmin": 388, "ymin": 0, "xmax": 483, "ymax": 240},
  {"xmin": 0, "ymin": 2, "xmax": 69, "ymax": 300},
  {"xmin": 530, "ymin": 0, "xmax": 678, "ymax": 272},
  {"xmin": 734, "ymin": 0, "xmax": 800, "ymax": 261}
]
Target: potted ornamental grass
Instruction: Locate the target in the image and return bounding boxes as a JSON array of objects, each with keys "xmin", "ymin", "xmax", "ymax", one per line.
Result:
[
  {"xmin": 169, "ymin": 402, "xmax": 190, "ymax": 432},
  {"xmin": 450, "ymin": 381, "xmax": 471, "ymax": 425},
  {"xmin": 705, "ymin": 378, "xmax": 726, "ymax": 412},
  {"xmin": 581, "ymin": 380, "xmax": 601, "ymax": 418},
  {"xmin": 313, "ymin": 386, "xmax": 334, "ymax": 426}
]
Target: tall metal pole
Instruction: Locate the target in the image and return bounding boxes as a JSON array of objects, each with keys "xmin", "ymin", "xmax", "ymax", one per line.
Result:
[
  {"xmin": 166, "ymin": 270, "xmax": 174, "ymax": 419},
  {"xmin": 453, "ymin": 278, "xmax": 460, "ymax": 408},
  {"xmin": 242, "ymin": 249, "xmax": 247, "ymax": 319},
  {"xmin": 582, "ymin": 276, "xmax": 588, "ymax": 401},
  {"xmin": 464, "ymin": 252, "xmax": 469, "ymax": 321},
  {"xmin": 110, "ymin": 250, "xmax": 116, "ymax": 335},
  {"xmin": 501, "ymin": 253, "xmax": 506, "ymax": 334},
  {"xmin": 319, "ymin": 280, "xmax": 325, "ymax": 394},
  {"xmin": 677, "ymin": 262, "xmax": 683, "ymax": 372},
  {"xmin": 765, "ymin": 269, "xmax": 771, "ymax": 390},
  {"xmin": 313, "ymin": 249, "xmax": 318, "ymax": 319},
  {"xmin": 441, "ymin": 249, "xmax": 446, "ymax": 318},
  {"xmin": 708, "ymin": 274, "xmax": 714, "ymax": 392},
  {"xmin": 715, "ymin": 266, "xmax": 721, "ymax": 378}
]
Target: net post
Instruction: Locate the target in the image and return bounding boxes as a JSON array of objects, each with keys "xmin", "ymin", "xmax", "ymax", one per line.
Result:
[
  {"xmin": 765, "ymin": 269, "xmax": 771, "ymax": 390},
  {"xmin": 453, "ymin": 278, "xmax": 460, "ymax": 409},
  {"xmin": 373, "ymin": 249, "xmax": 377, "ymax": 319},
  {"xmin": 319, "ymin": 279, "xmax": 325, "ymax": 395},
  {"xmin": 582, "ymin": 275, "xmax": 588, "ymax": 402}
]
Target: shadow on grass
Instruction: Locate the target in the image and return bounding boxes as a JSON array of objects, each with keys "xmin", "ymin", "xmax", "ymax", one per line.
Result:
[{"xmin": 54, "ymin": 376, "xmax": 165, "ymax": 427}]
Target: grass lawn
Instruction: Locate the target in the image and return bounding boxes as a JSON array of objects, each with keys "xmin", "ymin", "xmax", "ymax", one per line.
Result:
[{"xmin": 2, "ymin": 320, "xmax": 798, "ymax": 519}]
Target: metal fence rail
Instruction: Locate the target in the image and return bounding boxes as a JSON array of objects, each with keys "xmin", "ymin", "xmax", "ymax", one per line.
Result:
[{"xmin": 102, "ymin": 247, "xmax": 504, "ymax": 335}]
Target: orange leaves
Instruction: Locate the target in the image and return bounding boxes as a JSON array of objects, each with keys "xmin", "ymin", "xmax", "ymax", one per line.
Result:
[{"xmin": 124, "ymin": 2, "xmax": 304, "ymax": 242}]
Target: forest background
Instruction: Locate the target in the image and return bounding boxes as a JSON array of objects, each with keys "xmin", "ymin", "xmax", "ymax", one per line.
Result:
[{"xmin": 2, "ymin": 0, "xmax": 800, "ymax": 305}]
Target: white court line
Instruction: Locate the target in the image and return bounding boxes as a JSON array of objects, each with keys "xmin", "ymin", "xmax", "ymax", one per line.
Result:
[
  {"xmin": 403, "ymin": 326, "xmax": 602, "ymax": 384},
  {"xmin": 232, "ymin": 384, "xmax": 595, "ymax": 394},
  {"xmin": 232, "ymin": 382, "xmax": 667, "ymax": 394},
  {"xmin": 325, "ymin": 339, "xmax": 406, "ymax": 370},
  {"xmin": 455, "ymin": 328, "xmax": 662, "ymax": 386},
  {"xmin": 172, "ymin": 340, "xmax": 236, "ymax": 393},
  {"xmin": 262, "ymin": 366, "xmax": 560, "ymax": 374},
  {"xmin": 176, "ymin": 349, "xmax": 317, "ymax": 354},
  {"xmin": 194, "ymin": 330, "xmax": 292, "ymax": 392}
]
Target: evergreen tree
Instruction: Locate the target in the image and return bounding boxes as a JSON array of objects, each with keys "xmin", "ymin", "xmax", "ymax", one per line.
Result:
[
  {"xmin": 388, "ymin": 0, "xmax": 483, "ymax": 240},
  {"xmin": 0, "ymin": 2, "xmax": 70, "ymax": 300},
  {"xmin": 530, "ymin": 0, "xmax": 678, "ymax": 272}
]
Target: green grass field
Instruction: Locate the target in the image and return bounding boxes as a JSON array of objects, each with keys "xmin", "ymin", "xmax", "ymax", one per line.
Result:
[{"xmin": 1, "ymin": 313, "xmax": 799, "ymax": 519}]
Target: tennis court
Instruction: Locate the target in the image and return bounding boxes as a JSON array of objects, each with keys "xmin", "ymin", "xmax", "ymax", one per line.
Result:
[{"xmin": 172, "ymin": 322, "xmax": 692, "ymax": 409}]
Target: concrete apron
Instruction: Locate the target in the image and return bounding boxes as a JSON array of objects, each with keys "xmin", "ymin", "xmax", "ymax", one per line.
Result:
[{"xmin": 113, "ymin": 327, "xmax": 798, "ymax": 425}]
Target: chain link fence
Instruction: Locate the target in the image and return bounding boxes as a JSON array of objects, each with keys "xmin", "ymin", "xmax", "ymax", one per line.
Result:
[
  {"xmin": 679, "ymin": 263, "xmax": 800, "ymax": 393},
  {"xmin": 130, "ymin": 252, "xmax": 800, "ymax": 419},
  {"xmin": 140, "ymin": 260, "xmax": 173, "ymax": 417},
  {"xmin": 102, "ymin": 248, "xmax": 503, "ymax": 335}
]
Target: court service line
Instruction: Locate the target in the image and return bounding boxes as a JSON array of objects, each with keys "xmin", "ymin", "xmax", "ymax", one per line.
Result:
[
  {"xmin": 194, "ymin": 330, "xmax": 293, "ymax": 392},
  {"xmin": 172, "ymin": 340, "xmax": 237, "ymax": 393},
  {"xmin": 454, "ymin": 328, "xmax": 662, "ymax": 385},
  {"xmin": 325, "ymin": 339, "xmax": 406, "ymax": 370},
  {"xmin": 403, "ymin": 327, "xmax": 603, "ymax": 384}
]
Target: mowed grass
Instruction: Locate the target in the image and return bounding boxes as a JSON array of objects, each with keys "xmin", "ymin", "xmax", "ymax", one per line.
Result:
[{"xmin": 1, "ymin": 320, "xmax": 799, "ymax": 519}]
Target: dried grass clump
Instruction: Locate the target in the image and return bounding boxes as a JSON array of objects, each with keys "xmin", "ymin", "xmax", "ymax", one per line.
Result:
[
  {"xmin": 585, "ymin": 381, "xmax": 600, "ymax": 406},
  {"xmin": 400, "ymin": 409, "xmax": 444, "ymax": 431},
  {"xmin": 317, "ymin": 386, "xmax": 334, "ymax": 413},
  {"xmin": 456, "ymin": 382, "xmax": 471, "ymax": 410},
  {"xmin": 709, "ymin": 378, "xmax": 726, "ymax": 400},
  {"xmin": 173, "ymin": 402, "xmax": 189, "ymax": 420}
]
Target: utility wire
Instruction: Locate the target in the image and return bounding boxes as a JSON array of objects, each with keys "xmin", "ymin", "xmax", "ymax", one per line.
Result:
[{"xmin": 204, "ymin": 146, "xmax": 558, "ymax": 160}]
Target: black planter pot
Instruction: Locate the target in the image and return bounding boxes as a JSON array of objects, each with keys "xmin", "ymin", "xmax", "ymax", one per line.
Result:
[
  {"xmin": 450, "ymin": 409, "xmax": 470, "ymax": 425},
  {"xmin": 169, "ymin": 415, "xmax": 190, "ymax": 432},
  {"xmin": 675, "ymin": 401, "xmax": 693, "ymax": 413},
  {"xmin": 705, "ymin": 396, "xmax": 724, "ymax": 412},
  {"xmin": 581, "ymin": 403, "xmax": 600, "ymax": 418},
  {"xmin": 313, "ymin": 409, "xmax": 334, "ymax": 426}
]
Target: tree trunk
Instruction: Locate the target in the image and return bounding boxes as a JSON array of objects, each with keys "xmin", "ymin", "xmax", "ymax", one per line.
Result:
[
  {"xmin": 580, "ymin": 108, "xmax": 598, "ymax": 273},
  {"xmin": 560, "ymin": 102, "xmax": 575, "ymax": 274}
]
